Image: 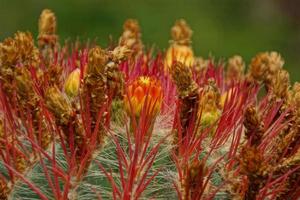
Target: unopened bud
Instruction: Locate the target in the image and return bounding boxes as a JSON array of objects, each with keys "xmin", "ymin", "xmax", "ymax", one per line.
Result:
[{"xmin": 64, "ymin": 68, "xmax": 81, "ymax": 98}]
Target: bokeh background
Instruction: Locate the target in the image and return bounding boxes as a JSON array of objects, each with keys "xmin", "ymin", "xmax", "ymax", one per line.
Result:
[{"xmin": 1, "ymin": 0, "xmax": 300, "ymax": 81}]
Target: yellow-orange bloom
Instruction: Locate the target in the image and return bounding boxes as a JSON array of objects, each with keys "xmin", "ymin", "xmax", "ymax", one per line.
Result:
[
  {"xmin": 125, "ymin": 76, "xmax": 163, "ymax": 117},
  {"xmin": 165, "ymin": 19, "xmax": 194, "ymax": 69},
  {"xmin": 165, "ymin": 44, "xmax": 194, "ymax": 69}
]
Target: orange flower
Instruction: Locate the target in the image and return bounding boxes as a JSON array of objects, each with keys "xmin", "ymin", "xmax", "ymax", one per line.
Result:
[
  {"xmin": 125, "ymin": 76, "xmax": 163, "ymax": 117},
  {"xmin": 165, "ymin": 44, "xmax": 194, "ymax": 69}
]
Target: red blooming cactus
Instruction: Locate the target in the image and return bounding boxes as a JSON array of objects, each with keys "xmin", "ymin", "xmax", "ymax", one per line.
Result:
[{"xmin": 0, "ymin": 8, "xmax": 299, "ymax": 200}]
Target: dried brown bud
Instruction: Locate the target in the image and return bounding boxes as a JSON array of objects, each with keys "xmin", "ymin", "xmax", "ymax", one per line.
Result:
[
  {"xmin": 107, "ymin": 61, "xmax": 125, "ymax": 100},
  {"xmin": 171, "ymin": 62, "xmax": 198, "ymax": 97},
  {"xmin": 85, "ymin": 46, "xmax": 108, "ymax": 99},
  {"xmin": 46, "ymin": 87, "xmax": 84, "ymax": 159},
  {"xmin": 171, "ymin": 62, "xmax": 200, "ymax": 140},
  {"xmin": 200, "ymin": 79, "xmax": 221, "ymax": 113},
  {"xmin": 87, "ymin": 46, "xmax": 108, "ymax": 76},
  {"xmin": 240, "ymin": 146, "xmax": 266, "ymax": 176},
  {"xmin": 249, "ymin": 51, "xmax": 284, "ymax": 85},
  {"xmin": 239, "ymin": 145, "xmax": 269, "ymax": 200},
  {"xmin": 171, "ymin": 19, "xmax": 193, "ymax": 45},
  {"xmin": 226, "ymin": 55, "xmax": 245, "ymax": 81},
  {"xmin": 83, "ymin": 46, "xmax": 108, "ymax": 143},
  {"xmin": 0, "ymin": 37, "xmax": 19, "ymax": 65},
  {"xmin": 119, "ymin": 19, "xmax": 143, "ymax": 55},
  {"xmin": 244, "ymin": 106, "xmax": 264, "ymax": 146},
  {"xmin": 110, "ymin": 46, "xmax": 132, "ymax": 63},
  {"xmin": 293, "ymin": 82, "xmax": 300, "ymax": 94},
  {"xmin": 244, "ymin": 107, "xmax": 260, "ymax": 132},
  {"xmin": 0, "ymin": 31, "xmax": 39, "ymax": 67},
  {"xmin": 45, "ymin": 86, "xmax": 73, "ymax": 125},
  {"xmin": 39, "ymin": 9, "xmax": 56, "ymax": 35},
  {"xmin": 249, "ymin": 52, "xmax": 269, "ymax": 81},
  {"xmin": 268, "ymin": 51, "xmax": 284, "ymax": 74},
  {"xmin": 15, "ymin": 67, "xmax": 38, "ymax": 107},
  {"xmin": 123, "ymin": 19, "xmax": 140, "ymax": 37},
  {"xmin": 38, "ymin": 9, "xmax": 57, "ymax": 48},
  {"xmin": 14, "ymin": 32, "xmax": 35, "ymax": 58},
  {"xmin": 198, "ymin": 80, "xmax": 222, "ymax": 131},
  {"xmin": 271, "ymin": 69, "xmax": 290, "ymax": 99},
  {"xmin": 15, "ymin": 31, "xmax": 40, "ymax": 67}
]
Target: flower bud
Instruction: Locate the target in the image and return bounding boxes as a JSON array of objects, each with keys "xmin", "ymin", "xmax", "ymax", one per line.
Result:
[
  {"xmin": 271, "ymin": 69, "xmax": 290, "ymax": 100},
  {"xmin": 165, "ymin": 44, "xmax": 194, "ymax": 68},
  {"xmin": 226, "ymin": 55, "xmax": 245, "ymax": 81},
  {"xmin": 64, "ymin": 68, "xmax": 81, "ymax": 98},
  {"xmin": 38, "ymin": 9, "xmax": 57, "ymax": 48},
  {"xmin": 119, "ymin": 19, "xmax": 143, "ymax": 56},
  {"xmin": 249, "ymin": 52, "xmax": 269, "ymax": 81},
  {"xmin": 0, "ymin": 37, "xmax": 19, "ymax": 65}
]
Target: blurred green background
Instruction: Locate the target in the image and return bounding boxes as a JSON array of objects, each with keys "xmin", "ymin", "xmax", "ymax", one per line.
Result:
[{"xmin": 1, "ymin": 0, "xmax": 299, "ymax": 81}]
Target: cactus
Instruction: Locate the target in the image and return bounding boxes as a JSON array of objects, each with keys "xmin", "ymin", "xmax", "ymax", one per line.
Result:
[{"xmin": 0, "ymin": 8, "xmax": 300, "ymax": 200}]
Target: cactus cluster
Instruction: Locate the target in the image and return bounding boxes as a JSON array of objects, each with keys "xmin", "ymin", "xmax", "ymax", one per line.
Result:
[{"xmin": 0, "ymin": 9, "xmax": 300, "ymax": 200}]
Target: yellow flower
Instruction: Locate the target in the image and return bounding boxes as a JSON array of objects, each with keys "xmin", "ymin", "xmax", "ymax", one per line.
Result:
[
  {"xmin": 125, "ymin": 76, "xmax": 163, "ymax": 117},
  {"xmin": 165, "ymin": 44, "xmax": 194, "ymax": 69},
  {"xmin": 64, "ymin": 68, "xmax": 81, "ymax": 98},
  {"xmin": 165, "ymin": 19, "xmax": 194, "ymax": 69}
]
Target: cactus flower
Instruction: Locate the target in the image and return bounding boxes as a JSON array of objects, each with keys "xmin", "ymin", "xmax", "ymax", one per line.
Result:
[
  {"xmin": 125, "ymin": 76, "xmax": 163, "ymax": 118},
  {"xmin": 64, "ymin": 68, "xmax": 80, "ymax": 98},
  {"xmin": 165, "ymin": 19, "xmax": 194, "ymax": 69},
  {"xmin": 165, "ymin": 44, "xmax": 194, "ymax": 68}
]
